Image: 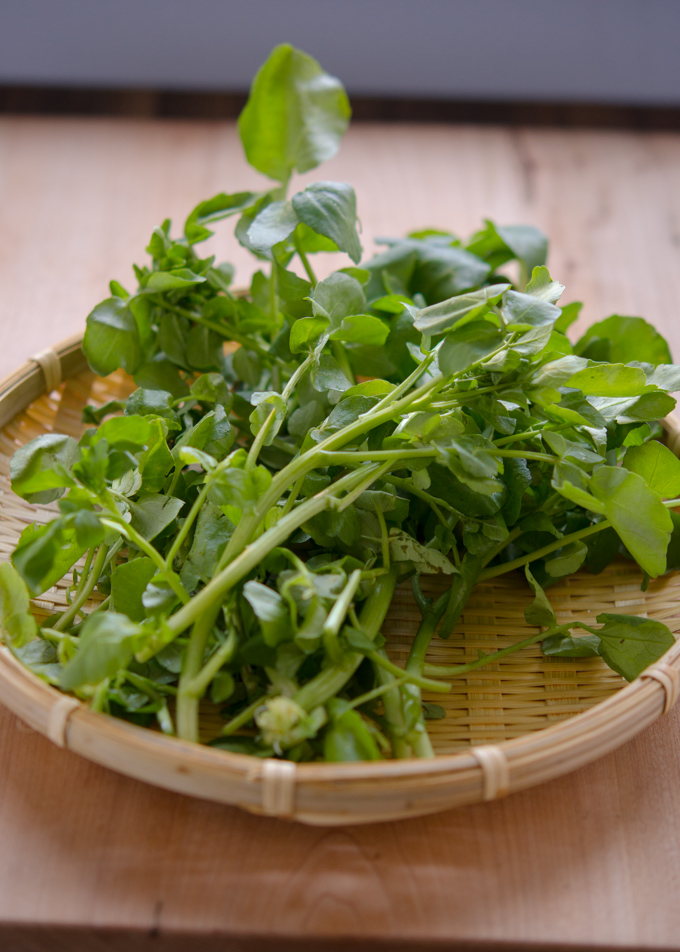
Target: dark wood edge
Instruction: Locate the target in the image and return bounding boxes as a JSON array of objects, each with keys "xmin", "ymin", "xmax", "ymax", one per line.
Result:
[
  {"xmin": 0, "ymin": 924, "xmax": 668, "ymax": 952},
  {"xmin": 3, "ymin": 85, "xmax": 680, "ymax": 129}
]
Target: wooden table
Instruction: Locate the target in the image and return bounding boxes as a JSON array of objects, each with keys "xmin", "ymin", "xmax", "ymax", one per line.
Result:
[{"xmin": 1, "ymin": 116, "xmax": 680, "ymax": 951}]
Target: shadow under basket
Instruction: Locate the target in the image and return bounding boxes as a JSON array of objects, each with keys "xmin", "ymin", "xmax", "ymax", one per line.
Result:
[{"xmin": 1, "ymin": 336, "xmax": 680, "ymax": 825}]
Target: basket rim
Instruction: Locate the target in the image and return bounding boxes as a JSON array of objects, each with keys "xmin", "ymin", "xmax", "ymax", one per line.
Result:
[{"xmin": 1, "ymin": 333, "xmax": 679, "ymax": 819}]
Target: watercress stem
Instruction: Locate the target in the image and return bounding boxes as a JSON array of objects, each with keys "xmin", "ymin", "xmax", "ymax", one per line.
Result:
[
  {"xmin": 53, "ymin": 544, "xmax": 109, "ymax": 632},
  {"xmin": 423, "ymin": 624, "xmax": 563, "ymax": 677}
]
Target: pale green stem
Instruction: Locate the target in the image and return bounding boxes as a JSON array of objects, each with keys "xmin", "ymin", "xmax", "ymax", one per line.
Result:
[
  {"xmin": 366, "ymin": 650, "xmax": 450, "ymax": 693},
  {"xmin": 176, "ymin": 603, "xmax": 221, "ymax": 742},
  {"xmin": 220, "ymin": 695, "xmax": 264, "ymax": 737},
  {"xmin": 294, "ymin": 233, "xmax": 317, "ymax": 285},
  {"xmin": 142, "ymin": 465, "xmax": 384, "ymax": 652},
  {"xmin": 53, "ymin": 545, "xmax": 109, "ymax": 632},
  {"xmin": 323, "ymin": 569, "xmax": 362, "ymax": 639},
  {"xmin": 165, "ymin": 483, "xmax": 210, "ymax": 570},
  {"xmin": 423, "ymin": 624, "xmax": 565, "ymax": 677},
  {"xmin": 181, "ymin": 630, "xmax": 238, "ymax": 699},
  {"xmin": 103, "ymin": 518, "xmax": 189, "ymax": 606},
  {"xmin": 345, "ymin": 676, "xmax": 410, "ymax": 711}
]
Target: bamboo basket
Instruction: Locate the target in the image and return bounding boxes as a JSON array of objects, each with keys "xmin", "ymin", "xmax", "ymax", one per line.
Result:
[{"xmin": 1, "ymin": 335, "xmax": 679, "ymax": 825}]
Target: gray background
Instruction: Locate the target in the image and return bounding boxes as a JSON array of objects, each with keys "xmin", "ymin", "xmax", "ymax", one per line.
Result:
[{"xmin": 1, "ymin": 0, "xmax": 680, "ymax": 105}]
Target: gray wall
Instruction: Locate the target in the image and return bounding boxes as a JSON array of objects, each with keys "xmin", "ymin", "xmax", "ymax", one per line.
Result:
[{"xmin": 2, "ymin": 0, "xmax": 679, "ymax": 104}]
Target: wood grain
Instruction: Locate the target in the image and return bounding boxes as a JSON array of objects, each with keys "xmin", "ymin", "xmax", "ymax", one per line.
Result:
[{"xmin": 1, "ymin": 116, "xmax": 680, "ymax": 949}]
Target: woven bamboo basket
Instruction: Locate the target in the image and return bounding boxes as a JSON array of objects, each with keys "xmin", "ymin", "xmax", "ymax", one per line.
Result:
[{"xmin": 1, "ymin": 335, "xmax": 680, "ymax": 825}]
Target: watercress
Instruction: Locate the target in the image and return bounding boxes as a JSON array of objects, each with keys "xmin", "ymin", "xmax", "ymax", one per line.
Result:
[{"xmin": 2, "ymin": 44, "xmax": 679, "ymax": 762}]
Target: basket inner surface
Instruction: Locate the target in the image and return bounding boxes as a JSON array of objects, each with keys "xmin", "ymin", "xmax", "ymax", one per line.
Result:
[{"xmin": 2, "ymin": 367, "xmax": 679, "ymax": 755}]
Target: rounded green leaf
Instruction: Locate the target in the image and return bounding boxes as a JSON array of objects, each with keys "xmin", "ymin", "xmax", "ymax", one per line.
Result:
[
  {"xmin": 238, "ymin": 44, "xmax": 350, "ymax": 183},
  {"xmin": 83, "ymin": 297, "xmax": 142, "ymax": 377},
  {"xmin": 292, "ymin": 182, "xmax": 362, "ymax": 264}
]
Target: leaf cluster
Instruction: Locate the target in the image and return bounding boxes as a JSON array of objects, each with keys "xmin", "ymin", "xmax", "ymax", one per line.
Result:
[{"xmin": 2, "ymin": 45, "xmax": 679, "ymax": 763}]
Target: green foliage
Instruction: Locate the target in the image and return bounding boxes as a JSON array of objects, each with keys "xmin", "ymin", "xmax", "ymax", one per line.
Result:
[
  {"xmin": 0, "ymin": 563, "xmax": 37, "ymax": 647},
  {"xmin": 6, "ymin": 42, "xmax": 680, "ymax": 763},
  {"xmin": 238, "ymin": 44, "xmax": 350, "ymax": 183}
]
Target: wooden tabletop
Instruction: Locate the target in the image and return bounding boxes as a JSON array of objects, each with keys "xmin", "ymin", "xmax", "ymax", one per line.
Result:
[{"xmin": 2, "ymin": 116, "xmax": 680, "ymax": 952}]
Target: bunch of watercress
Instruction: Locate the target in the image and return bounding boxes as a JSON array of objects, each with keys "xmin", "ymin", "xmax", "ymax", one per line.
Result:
[{"xmin": 2, "ymin": 44, "xmax": 680, "ymax": 762}]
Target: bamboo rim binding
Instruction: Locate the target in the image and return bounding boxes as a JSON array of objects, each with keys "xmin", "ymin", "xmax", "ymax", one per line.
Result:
[{"xmin": 0, "ymin": 335, "xmax": 679, "ymax": 825}]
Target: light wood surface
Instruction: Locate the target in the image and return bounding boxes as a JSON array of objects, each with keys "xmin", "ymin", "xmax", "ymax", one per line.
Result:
[{"xmin": 2, "ymin": 116, "xmax": 680, "ymax": 949}]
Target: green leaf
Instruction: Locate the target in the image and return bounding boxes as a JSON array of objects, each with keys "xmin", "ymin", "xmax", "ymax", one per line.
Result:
[
  {"xmin": 243, "ymin": 580, "xmax": 292, "ymax": 646},
  {"xmin": 136, "ymin": 419, "xmax": 174, "ymax": 493},
  {"xmin": 310, "ymin": 272, "xmax": 366, "ymax": 326},
  {"xmin": 587, "ymin": 391, "xmax": 676, "ymax": 425},
  {"xmin": 329, "ymin": 314, "xmax": 389, "ymax": 347},
  {"xmin": 413, "ymin": 243, "xmax": 490, "ymax": 302},
  {"xmin": 83, "ymin": 297, "xmax": 142, "ymax": 377},
  {"xmin": 111, "ymin": 557, "xmax": 158, "ymax": 622},
  {"xmin": 0, "ymin": 562, "xmax": 37, "ymax": 647},
  {"xmin": 238, "ymin": 44, "xmax": 350, "ymax": 183},
  {"xmin": 412, "ymin": 284, "xmax": 509, "ymax": 335},
  {"xmin": 437, "ymin": 436, "xmax": 502, "ymax": 495},
  {"xmin": 133, "ymin": 358, "xmax": 188, "ymax": 398},
  {"xmin": 211, "ymin": 671, "xmax": 235, "ymax": 704},
  {"xmin": 323, "ymin": 705, "xmax": 381, "ymax": 762},
  {"xmin": 529, "ymin": 355, "xmax": 588, "ymax": 389},
  {"xmin": 525, "ymin": 266, "xmax": 564, "ymax": 303},
  {"xmin": 566, "ymin": 363, "xmax": 650, "ymax": 397},
  {"xmin": 186, "ymin": 324, "xmax": 223, "ymax": 372},
  {"xmin": 524, "ymin": 565, "xmax": 556, "ymax": 627},
  {"xmin": 290, "ymin": 315, "xmax": 330, "ymax": 354},
  {"xmin": 388, "ymin": 530, "xmax": 456, "ymax": 574},
  {"xmin": 552, "ymin": 460, "xmax": 606, "ymax": 514},
  {"xmin": 589, "ymin": 466, "xmax": 673, "ymax": 577},
  {"xmin": 501, "ymin": 457, "xmax": 531, "ymax": 526},
  {"xmin": 311, "ymin": 354, "xmax": 352, "ymax": 393},
  {"xmin": 180, "ymin": 501, "xmax": 234, "ymax": 591},
  {"xmin": 292, "ymin": 182, "xmax": 362, "ymax": 263},
  {"xmin": 249, "ymin": 392, "xmax": 287, "ymax": 445},
  {"xmin": 184, "ymin": 191, "xmax": 256, "ymax": 244},
  {"xmin": 12, "ymin": 518, "xmax": 96, "ymax": 597},
  {"xmin": 209, "ymin": 460, "xmax": 271, "ymax": 514},
  {"xmin": 575, "ymin": 315, "xmax": 672, "ymax": 366},
  {"xmin": 501, "ymin": 290, "xmax": 561, "ymax": 330},
  {"xmin": 13, "ymin": 638, "xmax": 62, "ymax": 684},
  {"xmin": 643, "ymin": 363, "xmax": 680, "ymax": 391},
  {"xmin": 125, "ymin": 388, "xmax": 178, "ymax": 426},
  {"xmin": 555, "ymin": 301, "xmax": 582, "ymax": 335},
  {"xmin": 91, "ymin": 414, "xmax": 154, "ymax": 451},
  {"xmin": 61, "ymin": 612, "xmax": 143, "ymax": 689},
  {"xmin": 247, "ymin": 200, "xmax": 299, "ymax": 253},
  {"xmin": 172, "ymin": 405, "xmax": 234, "ymax": 461},
  {"xmin": 542, "ymin": 632, "xmax": 601, "ymax": 658},
  {"xmin": 594, "ymin": 613, "xmax": 674, "ymax": 681},
  {"xmin": 344, "ymin": 627, "xmax": 377, "ymax": 653},
  {"xmin": 544, "ymin": 540, "xmax": 588, "ymax": 577},
  {"xmin": 10, "ymin": 433, "xmax": 79, "ymax": 504},
  {"xmin": 438, "ymin": 321, "xmax": 504, "ymax": 376},
  {"xmin": 467, "ymin": 220, "xmax": 548, "ymax": 274},
  {"xmin": 623, "ymin": 441, "xmax": 680, "ymax": 498},
  {"xmin": 144, "ymin": 269, "xmax": 206, "ymax": 292},
  {"xmin": 190, "ymin": 373, "xmax": 233, "ymax": 410},
  {"xmin": 128, "ymin": 494, "xmax": 184, "ymax": 541},
  {"xmin": 586, "ymin": 525, "xmax": 621, "ymax": 574},
  {"xmin": 542, "ymin": 431, "xmax": 602, "ymax": 465}
]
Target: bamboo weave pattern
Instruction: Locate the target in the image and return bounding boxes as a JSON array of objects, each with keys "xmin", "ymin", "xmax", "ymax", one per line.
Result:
[{"xmin": 1, "ymin": 366, "xmax": 680, "ymax": 755}]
